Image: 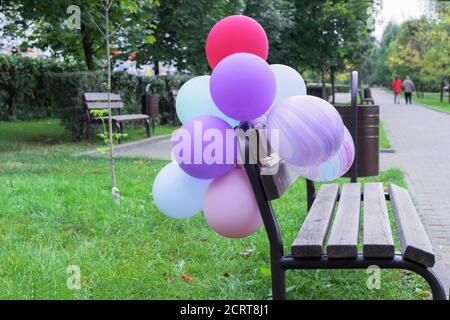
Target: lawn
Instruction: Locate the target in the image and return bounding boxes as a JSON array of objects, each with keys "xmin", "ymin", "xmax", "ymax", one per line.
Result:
[
  {"xmin": 0, "ymin": 119, "xmax": 429, "ymax": 299},
  {"xmin": 415, "ymin": 92, "xmax": 450, "ymax": 113},
  {"xmin": 379, "ymin": 122, "xmax": 391, "ymax": 149}
]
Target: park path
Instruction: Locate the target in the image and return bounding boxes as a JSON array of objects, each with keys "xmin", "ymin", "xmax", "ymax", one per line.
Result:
[{"xmin": 373, "ymin": 88, "xmax": 450, "ymax": 294}]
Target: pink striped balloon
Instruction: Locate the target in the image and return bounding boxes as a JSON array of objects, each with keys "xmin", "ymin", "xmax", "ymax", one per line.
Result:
[
  {"xmin": 289, "ymin": 127, "xmax": 355, "ymax": 182},
  {"xmin": 266, "ymin": 95, "xmax": 344, "ymax": 167}
]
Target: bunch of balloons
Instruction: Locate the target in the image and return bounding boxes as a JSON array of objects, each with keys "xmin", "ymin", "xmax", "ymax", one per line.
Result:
[{"xmin": 152, "ymin": 15, "xmax": 355, "ymax": 239}]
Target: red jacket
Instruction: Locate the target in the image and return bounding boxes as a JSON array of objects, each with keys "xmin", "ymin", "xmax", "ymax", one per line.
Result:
[{"xmin": 391, "ymin": 79, "xmax": 402, "ymax": 94}]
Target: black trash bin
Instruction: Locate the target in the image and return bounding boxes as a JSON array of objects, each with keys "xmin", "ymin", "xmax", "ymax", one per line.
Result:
[
  {"xmin": 334, "ymin": 104, "xmax": 379, "ymax": 177},
  {"xmin": 141, "ymin": 84, "xmax": 160, "ymax": 134}
]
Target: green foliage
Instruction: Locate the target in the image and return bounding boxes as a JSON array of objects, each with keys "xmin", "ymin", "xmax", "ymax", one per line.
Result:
[
  {"xmin": 45, "ymin": 71, "xmax": 104, "ymax": 140},
  {"xmin": 283, "ymin": 0, "xmax": 375, "ymax": 73},
  {"xmin": 371, "ymin": 13, "xmax": 449, "ymax": 90},
  {"xmin": 2, "ymin": 0, "xmax": 158, "ymax": 70},
  {"xmin": 111, "ymin": 72, "xmax": 189, "ymax": 124},
  {"xmin": 0, "ymin": 55, "xmax": 75, "ymax": 120},
  {"xmin": 90, "ymin": 108, "xmax": 128, "ymax": 154}
]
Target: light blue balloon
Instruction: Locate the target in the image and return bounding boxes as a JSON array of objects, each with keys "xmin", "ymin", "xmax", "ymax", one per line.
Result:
[
  {"xmin": 176, "ymin": 75, "xmax": 239, "ymax": 126},
  {"xmin": 252, "ymin": 65, "xmax": 306, "ymax": 128},
  {"xmin": 288, "ymin": 154, "xmax": 340, "ymax": 182},
  {"xmin": 270, "ymin": 64, "xmax": 307, "ymax": 108},
  {"xmin": 152, "ymin": 161, "xmax": 212, "ymax": 219}
]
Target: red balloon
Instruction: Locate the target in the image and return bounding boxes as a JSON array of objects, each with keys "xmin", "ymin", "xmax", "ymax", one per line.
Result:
[{"xmin": 206, "ymin": 15, "xmax": 269, "ymax": 69}]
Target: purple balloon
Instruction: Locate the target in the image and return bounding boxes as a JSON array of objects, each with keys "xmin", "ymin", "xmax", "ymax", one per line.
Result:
[
  {"xmin": 210, "ymin": 52, "xmax": 276, "ymax": 121},
  {"xmin": 172, "ymin": 115, "xmax": 237, "ymax": 179},
  {"xmin": 266, "ymin": 95, "xmax": 344, "ymax": 167}
]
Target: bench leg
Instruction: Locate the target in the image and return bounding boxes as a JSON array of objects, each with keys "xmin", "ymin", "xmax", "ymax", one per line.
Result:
[
  {"xmin": 271, "ymin": 264, "xmax": 286, "ymax": 300},
  {"xmin": 115, "ymin": 122, "xmax": 122, "ymax": 144},
  {"xmin": 145, "ymin": 119, "xmax": 151, "ymax": 137},
  {"xmin": 87, "ymin": 123, "xmax": 93, "ymax": 143}
]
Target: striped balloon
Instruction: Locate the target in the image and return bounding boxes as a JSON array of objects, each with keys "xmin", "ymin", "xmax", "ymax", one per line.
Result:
[
  {"xmin": 266, "ymin": 95, "xmax": 344, "ymax": 167},
  {"xmin": 289, "ymin": 127, "xmax": 355, "ymax": 182}
]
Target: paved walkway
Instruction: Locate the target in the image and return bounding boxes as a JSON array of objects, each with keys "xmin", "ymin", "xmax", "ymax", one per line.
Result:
[
  {"xmin": 373, "ymin": 88, "xmax": 450, "ymax": 294},
  {"xmin": 79, "ymin": 134, "xmax": 172, "ymax": 160}
]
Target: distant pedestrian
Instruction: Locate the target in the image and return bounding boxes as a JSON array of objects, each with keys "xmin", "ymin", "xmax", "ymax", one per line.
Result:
[
  {"xmin": 391, "ymin": 77, "xmax": 402, "ymax": 104},
  {"xmin": 403, "ymin": 76, "xmax": 415, "ymax": 104}
]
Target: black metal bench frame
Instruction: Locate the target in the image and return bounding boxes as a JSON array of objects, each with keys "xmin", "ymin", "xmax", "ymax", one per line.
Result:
[
  {"xmin": 243, "ymin": 158, "xmax": 447, "ymax": 300},
  {"xmin": 240, "ymin": 71, "xmax": 448, "ymax": 300},
  {"xmin": 84, "ymin": 92, "xmax": 151, "ymax": 144}
]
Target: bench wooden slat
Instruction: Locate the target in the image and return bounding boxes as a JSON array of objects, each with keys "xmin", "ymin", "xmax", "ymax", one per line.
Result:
[
  {"xmin": 112, "ymin": 114, "xmax": 149, "ymax": 121},
  {"xmin": 291, "ymin": 184, "xmax": 339, "ymax": 258},
  {"xmin": 389, "ymin": 184, "xmax": 435, "ymax": 267},
  {"xmin": 86, "ymin": 101, "xmax": 123, "ymax": 109},
  {"xmin": 363, "ymin": 182, "xmax": 395, "ymax": 258},
  {"xmin": 84, "ymin": 92, "xmax": 122, "ymax": 101},
  {"xmin": 326, "ymin": 183, "xmax": 361, "ymax": 259}
]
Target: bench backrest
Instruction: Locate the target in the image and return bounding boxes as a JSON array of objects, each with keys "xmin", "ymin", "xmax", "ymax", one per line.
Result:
[
  {"xmin": 238, "ymin": 128, "xmax": 300, "ymax": 201},
  {"xmin": 84, "ymin": 92, "xmax": 124, "ymax": 110}
]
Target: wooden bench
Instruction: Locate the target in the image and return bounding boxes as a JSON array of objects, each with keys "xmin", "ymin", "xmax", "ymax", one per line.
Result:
[
  {"xmin": 84, "ymin": 92, "xmax": 150, "ymax": 143},
  {"xmin": 359, "ymin": 88, "xmax": 375, "ymax": 105},
  {"xmin": 238, "ymin": 128, "xmax": 448, "ymax": 300}
]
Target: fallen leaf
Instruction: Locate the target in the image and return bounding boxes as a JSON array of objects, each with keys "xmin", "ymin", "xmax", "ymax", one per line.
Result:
[{"xmin": 181, "ymin": 274, "xmax": 194, "ymax": 283}]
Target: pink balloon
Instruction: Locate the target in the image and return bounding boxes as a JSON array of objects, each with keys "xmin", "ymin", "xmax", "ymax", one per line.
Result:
[
  {"xmin": 203, "ymin": 167, "xmax": 262, "ymax": 238},
  {"xmin": 206, "ymin": 15, "xmax": 269, "ymax": 69}
]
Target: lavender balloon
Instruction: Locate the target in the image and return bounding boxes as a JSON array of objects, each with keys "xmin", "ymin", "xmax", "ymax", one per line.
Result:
[
  {"xmin": 290, "ymin": 127, "xmax": 355, "ymax": 181},
  {"xmin": 266, "ymin": 95, "xmax": 344, "ymax": 167},
  {"xmin": 172, "ymin": 115, "xmax": 237, "ymax": 180},
  {"xmin": 210, "ymin": 52, "xmax": 276, "ymax": 121}
]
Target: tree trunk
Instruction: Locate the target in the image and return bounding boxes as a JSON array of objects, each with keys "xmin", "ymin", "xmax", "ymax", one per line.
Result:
[
  {"xmin": 321, "ymin": 65, "xmax": 326, "ymax": 100},
  {"xmin": 331, "ymin": 67, "xmax": 335, "ymax": 104},
  {"xmin": 81, "ymin": 26, "xmax": 95, "ymax": 71},
  {"xmin": 440, "ymin": 78, "xmax": 444, "ymax": 102},
  {"xmin": 154, "ymin": 60, "xmax": 160, "ymax": 75},
  {"xmin": 448, "ymin": 76, "xmax": 450, "ymax": 104}
]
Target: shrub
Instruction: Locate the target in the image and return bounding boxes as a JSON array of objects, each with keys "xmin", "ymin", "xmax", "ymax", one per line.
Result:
[
  {"xmin": 112, "ymin": 72, "xmax": 190, "ymax": 124},
  {"xmin": 45, "ymin": 71, "xmax": 104, "ymax": 140},
  {"xmin": 0, "ymin": 54, "xmax": 75, "ymax": 120}
]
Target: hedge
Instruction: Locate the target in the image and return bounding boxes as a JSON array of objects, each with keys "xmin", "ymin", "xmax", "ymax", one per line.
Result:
[
  {"xmin": 45, "ymin": 71, "xmax": 105, "ymax": 140},
  {"xmin": 0, "ymin": 55, "xmax": 190, "ymax": 139},
  {"xmin": 44, "ymin": 72, "xmax": 188, "ymax": 140},
  {"xmin": 111, "ymin": 72, "xmax": 189, "ymax": 123},
  {"xmin": 0, "ymin": 54, "xmax": 75, "ymax": 120}
]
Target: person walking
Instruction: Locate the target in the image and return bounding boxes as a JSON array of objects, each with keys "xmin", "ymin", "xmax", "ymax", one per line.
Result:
[
  {"xmin": 391, "ymin": 77, "xmax": 402, "ymax": 104},
  {"xmin": 403, "ymin": 76, "xmax": 415, "ymax": 104}
]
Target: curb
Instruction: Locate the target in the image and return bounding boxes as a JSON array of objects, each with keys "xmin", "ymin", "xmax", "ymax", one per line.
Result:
[
  {"xmin": 413, "ymin": 102, "xmax": 450, "ymax": 116},
  {"xmin": 76, "ymin": 134, "xmax": 172, "ymax": 157}
]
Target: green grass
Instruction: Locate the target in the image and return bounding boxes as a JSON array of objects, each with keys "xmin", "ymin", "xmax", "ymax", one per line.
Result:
[
  {"xmin": 379, "ymin": 122, "xmax": 391, "ymax": 149},
  {"xmin": 415, "ymin": 92, "xmax": 450, "ymax": 113},
  {"xmin": 0, "ymin": 119, "xmax": 430, "ymax": 299}
]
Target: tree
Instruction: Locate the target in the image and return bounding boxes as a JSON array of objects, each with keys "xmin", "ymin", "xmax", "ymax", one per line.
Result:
[
  {"xmin": 370, "ymin": 22, "xmax": 400, "ymax": 86},
  {"xmin": 135, "ymin": 0, "xmax": 246, "ymax": 75},
  {"xmin": 386, "ymin": 18, "xmax": 432, "ymax": 96},
  {"xmin": 420, "ymin": 13, "xmax": 450, "ymax": 102},
  {"xmin": 283, "ymin": 0, "xmax": 376, "ymax": 99},
  {"xmin": 1, "ymin": 0, "xmax": 157, "ymax": 70}
]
